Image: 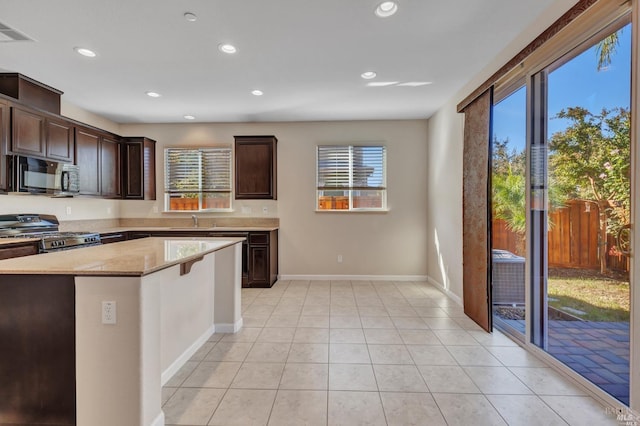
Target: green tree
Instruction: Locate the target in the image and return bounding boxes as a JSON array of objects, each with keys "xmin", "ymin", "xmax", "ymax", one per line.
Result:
[
  {"xmin": 492, "ymin": 138, "xmax": 526, "ymax": 235},
  {"xmin": 492, "ymin": 138, "xmax": 568, "ymax": 255},
  {"xmin": 548, "ymin": 106, "xmax": 630, "ymax": 231},
  {"xmin": 548, "ymin": 106, "xmax": 630, "ymax": 271},
  {"xmin": 596, "ymin": 31, "xmax": 620, "ymax": 71}
]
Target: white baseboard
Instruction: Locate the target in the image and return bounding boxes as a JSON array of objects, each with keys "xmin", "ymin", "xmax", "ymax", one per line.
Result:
[
  {"xmin": 150, "ymin": 411, "xmax": 165, "ymax": 426},
  {"xmin": 161, "ymin": 324, "xmax": 215, "ymax": 386},
  {"xmin": 278, "ymin": 274, "xmax": 429, "ymax": 281},
  {"xmin": 426, "ymin": 275, "xmax": 463, "ymax": 306},
  {"xmin": 215, "ymin": 317, "xmax": 243, "ymax": 333}
]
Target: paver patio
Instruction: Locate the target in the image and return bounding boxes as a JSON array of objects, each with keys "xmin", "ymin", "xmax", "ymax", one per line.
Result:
[{"xmin": 499, "ymin": 318, "xmax": 630, "ymax": 405}]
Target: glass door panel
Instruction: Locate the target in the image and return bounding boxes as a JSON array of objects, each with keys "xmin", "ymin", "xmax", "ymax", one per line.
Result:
[
  {"xmin": 537, "ymin": 21, "xmax": 631, "ymax": 404},
  {"xmin": 491, "ymin": 86, "xmax": 527, "ymax": 338}
]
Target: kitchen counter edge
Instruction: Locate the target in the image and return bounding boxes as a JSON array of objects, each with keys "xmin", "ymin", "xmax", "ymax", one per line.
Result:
[{"xmin": 0, "ymin": 237, "xmax": 245, "ymax": 277}]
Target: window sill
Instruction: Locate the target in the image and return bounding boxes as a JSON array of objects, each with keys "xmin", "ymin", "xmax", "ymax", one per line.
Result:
[
  {"xmin": 162, "ymin": 209, "xmax": 235, "ymax": 214},
  {"xmin": 314, "ymin": 209, "xmax": 389, "ymax": 214}
]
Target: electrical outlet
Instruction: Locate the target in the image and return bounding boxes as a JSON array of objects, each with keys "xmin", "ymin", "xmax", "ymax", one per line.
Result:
[
  {"xmin": 337, "ymin": 254, "xmax": 343, "ymax": 263},
  {"xmin": 262, "ymin": 206, "xmax": 268, "ymax": 214},
  {"xmin": 65, "ymin": 206, "xmax": 72, "ymax": 216},
  {"xmin": 107, "ymin": 207, "xmax": 112, "ymax": 215},
  {"xmin": 102, "ymin": 301, "xmax": 117, "ymax": 325}
]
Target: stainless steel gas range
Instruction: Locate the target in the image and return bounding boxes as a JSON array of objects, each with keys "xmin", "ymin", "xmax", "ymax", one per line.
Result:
[{"xmin": 0, "ymin": 214, "xmax": 101, "ymax": 252}]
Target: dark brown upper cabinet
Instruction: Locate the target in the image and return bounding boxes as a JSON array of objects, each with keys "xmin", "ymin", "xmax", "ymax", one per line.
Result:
[
  {"xmin": 11, "ymin": 106, "xmax": 74, "ymax": 163},
  {"xmin": 0, "ymin": 99, "xmax": 8, "ymax": 192},
  {"xmin": 0, "ymin": 73, "xmax": 62, "ymax": 114},
  {"xmin": 11, "ymin": 106, "xmax": 45, "ymax": 157},
  {"xmin": 234, "ymin": 135, "xmax": 277, "ymax": 200},
  {"xmin": 122, "ymin": 137, "xmax": 156, "ymax": 200},
  {"xmin": 75, "ymin": 128, "xmax": 100, "ymax": 196},
  {"xmin": 45, "ymin": 117, "xmax": 74, "ymax": 163},
  {"xmin": 0, "ymin": 72, "xmax": 159, "ymax": 200},
  {"xmin": 75, "ymin": 127, "xmax": 121, "ymax": 198},
  {"xmin": 100, "ymin": 135, "xmax": 121, "ymax": 199}
]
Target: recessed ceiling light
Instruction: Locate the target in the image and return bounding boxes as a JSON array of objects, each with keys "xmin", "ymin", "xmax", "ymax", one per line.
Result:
[
  {"xmin": 184, "ymin": 12, "xmax": 197, "ymax": 22},
  {"xmin": 218, "ymin": 44, "xmax": 237, "ymax": 54},
  {"xmin": 375, "ymin": 1, "xmax": 398, "ymax": 18},
  {"xmin": 367, "ymin": 81, "xmax": 398, "ymax": 87},
  {"xmin": 397, "ymin": 82, "xmax": 433, "ymax": 87},
  {"xmin": 361, "ymin": 71, "xmax": 377, "ymax": 80},
  {"xmin": 184, "ymin": 115, "xmax": 196, "ymax": 120},
  {"xmin": 74, "ymin": 47, "xmax": 97, "ymax": 58},
  {"xmin": 251, "ymin": 90, "xmax": 264, "ymax": 96},
  {"xmin": 145, "ymin": 91, "xmax": 161, "ymax": 98}
]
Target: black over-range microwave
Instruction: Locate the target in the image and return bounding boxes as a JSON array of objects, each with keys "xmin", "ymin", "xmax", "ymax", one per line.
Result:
[{"xmin": 9, "ymin": 156, "xmax": 80, "ymax": 196}]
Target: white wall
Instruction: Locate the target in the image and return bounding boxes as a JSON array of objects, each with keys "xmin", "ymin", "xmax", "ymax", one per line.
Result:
[
  {"xmin": 0, "ymin": 194, "xmax": 120, "ymax": 220},
  {"xmin": 426, "ymin": 98, "xmax": 464, "ymax": 298},
  {"xmin": 120, "ymin": 120, "xmax": 429, "ymax": 278},
  {"xmin": 61, "ymin": 99, "xmax": 122, "ymax": 135}
]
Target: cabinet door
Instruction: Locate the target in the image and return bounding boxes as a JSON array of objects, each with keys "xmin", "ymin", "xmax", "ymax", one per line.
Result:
[
  {"xmin": 45, "ymin": 118, "xmax": 74, "ymax": 162},
  {"xmin": 123, "ymin": 140, "xmax": 143, "ymax": 199},
  {"xmin": 100, "ymin": 136, "xmax": 121, "ymax": 198},
  {"xmin": 0, "ymin": 241, "xmax": 39, "ymax": 260},
  {"xmin": 12, "ymin": 106, "xmax": 45, "ymax": 157},
  {"xmin": 0, "ymin": 100, "xmax": 8, "ymax": 192},
  {"xmin": 123, "ymin": 137, "xmax": 156, "ymax": 200},
  {"xmin": 248, "ymin": 245, "xmax": 269, "ymax": 285},
  {"xmin": 235, "ymin": 136, "xmax": 277, "ymax": 199},
  {"xmin": 143, "ymin": 138, "xmax": 156, "ymax": 200},
  {"xmin": 75, "ymin": 128, "xmax": 100, "ymax": 195}
]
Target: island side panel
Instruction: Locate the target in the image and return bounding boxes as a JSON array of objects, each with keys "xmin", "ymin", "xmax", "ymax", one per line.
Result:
[
  {"xmin": 160, "ymin": 254, "xmax": 215, "ymax": 382},
  {"xmin": 214, "ymin": 243, "xmax": 243, "ymax": 332},
  {"xmin": 75, "ymin": 275, "xmax": 162, "ymax": 426},
  {"xmin": 0, "ymin": 275, "xmax": 75, "ymax": 426}
]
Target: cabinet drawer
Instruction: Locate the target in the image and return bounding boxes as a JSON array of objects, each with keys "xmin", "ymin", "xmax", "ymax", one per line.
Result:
[
  {"xmin": 0, "ymin": 242, "xmax": 39, "ymax": 260},
  {"xmin": 249, "ymin": 233, "xmax": 269, "ymax": 244}
]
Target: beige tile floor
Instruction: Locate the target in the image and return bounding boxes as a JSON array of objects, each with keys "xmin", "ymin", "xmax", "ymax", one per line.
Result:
[{"xmin": 162, "ymin": 280, "xmax": 618, "ymax": 426}]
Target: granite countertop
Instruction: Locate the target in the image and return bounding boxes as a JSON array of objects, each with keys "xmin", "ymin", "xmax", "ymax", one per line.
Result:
[
  {"xmin": 98, "ymin": 226, "xmax": 279, "ymax": 233},
  {"xmin": 0, "ymin": 237, "xmax": 244, "ymax": 277}
]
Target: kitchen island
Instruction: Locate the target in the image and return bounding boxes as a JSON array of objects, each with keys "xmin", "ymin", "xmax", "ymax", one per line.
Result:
[{"xmin": 0, "ymin": 237, "xmax": 244, "ymax": 426}]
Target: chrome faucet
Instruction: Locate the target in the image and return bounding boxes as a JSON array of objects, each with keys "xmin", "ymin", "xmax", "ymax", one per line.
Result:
[{"xmin": 191, "ymin": 214, "xmax": 198, "ymax": 228}]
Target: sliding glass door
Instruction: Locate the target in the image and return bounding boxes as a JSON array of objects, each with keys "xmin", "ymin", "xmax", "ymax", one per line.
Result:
[{"xmin": 492, "ymin": 17, "xmax": 632, "ymax": 404}]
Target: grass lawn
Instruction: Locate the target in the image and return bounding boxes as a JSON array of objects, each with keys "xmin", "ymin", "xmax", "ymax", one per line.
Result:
[{"xmin": 548, "ymin": 268, "xmax": 629, "ymax": 322}]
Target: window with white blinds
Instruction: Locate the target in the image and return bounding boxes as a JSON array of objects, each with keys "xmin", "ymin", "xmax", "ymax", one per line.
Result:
[
  {"xmin": 164, "ymin": 146, "xmax": 232, "ymax": 211},
  {"xmin": 316, "ymin": 145, "xmax": 387, "ymax": 211}
]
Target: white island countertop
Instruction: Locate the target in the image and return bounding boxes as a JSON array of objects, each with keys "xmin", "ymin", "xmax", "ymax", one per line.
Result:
[{"xmin": 0, "ymin": 237, "xmax": 245, "ymax": 276}]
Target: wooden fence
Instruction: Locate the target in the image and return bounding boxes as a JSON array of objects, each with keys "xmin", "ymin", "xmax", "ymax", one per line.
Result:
[{"xmin": 492, "ymin": 200, "xmax": 629, "ymax": 272}]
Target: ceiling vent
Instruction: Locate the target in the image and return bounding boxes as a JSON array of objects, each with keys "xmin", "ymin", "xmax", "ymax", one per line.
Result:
[{"xmin": 0, "ymin": 21, "xmax": 33, "ymax": 42}]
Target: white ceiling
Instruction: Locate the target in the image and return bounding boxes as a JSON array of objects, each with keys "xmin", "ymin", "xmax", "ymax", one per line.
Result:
[{"xmin": 0, "ymin": 0, "xmax": 563, "ymax": 124}]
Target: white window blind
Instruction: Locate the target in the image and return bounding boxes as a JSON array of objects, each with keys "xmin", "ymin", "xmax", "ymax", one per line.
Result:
[
  {"xmin": 165, "ymin": 146, "xmax": 232, "ymax": 211},
  {"xmin": 317, "ymin": 145, "xmax": 387, "ymax": 211}
]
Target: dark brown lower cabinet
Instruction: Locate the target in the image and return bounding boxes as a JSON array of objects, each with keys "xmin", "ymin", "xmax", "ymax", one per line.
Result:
[
  {"xmin": 249, "ymin": 244, "xmax": 269, "ymax": 283},
  {"xmin": 99, "ymin": 232, "xmax": 127, "ymax": 244},
  {"xmin": 0, "ymin": 241, "xmax": 39, "ymax": 260},
  {"xmin": 0, "ymin": 275, "xmax": 75, "ymax": 425},
  {"xmin": 246, "ymin": 231, "xmax": 278, "ymax": 287}
]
